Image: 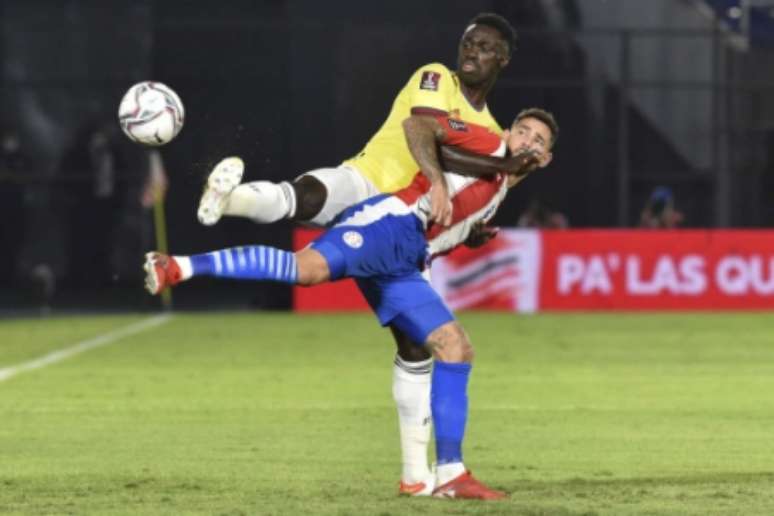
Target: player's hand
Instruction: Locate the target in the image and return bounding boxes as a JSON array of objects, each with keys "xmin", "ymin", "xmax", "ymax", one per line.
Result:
[
  {"xmin": 504, "ymin": 149, "xmax": 540, "ymax": 177},
  {"xmin": 465, "ymin": 221, "xmax": 499, "ymax": 248},
  {"xmin": 430, "ymin": 181, "xmax": 453, "ymax": 227}
]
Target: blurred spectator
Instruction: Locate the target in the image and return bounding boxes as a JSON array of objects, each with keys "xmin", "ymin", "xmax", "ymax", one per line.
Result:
[
  {"xmin": 0, "ymin": 129, "xmax": 30, "ymax": 286},
  {"xmin": 59, "ymin": 118, "xmax": 168, "ymax": 287},
  {"xmin": 517, "ymin": 198, "xmax": 568, "ymax": 229},
  {"xmin": 60, "ymin": 119, "xmax": 125, "ymax": 286},
  {"xmin": 639, "ymin": 186, "xmax": 684, "ymax": 229}
]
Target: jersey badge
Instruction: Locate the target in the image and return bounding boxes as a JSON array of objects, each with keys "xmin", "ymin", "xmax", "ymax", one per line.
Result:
[
  {"xmin": 420, "ymin": 71, "xmax": 441, "ymax": 91},
  {"xmin": 342, "ymin": 231, "xmax": 364, "ymax": 249}
]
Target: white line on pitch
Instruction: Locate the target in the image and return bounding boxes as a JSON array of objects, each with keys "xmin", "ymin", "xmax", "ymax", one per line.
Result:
[{"xmin": 0, "ymin": 314, "xmax": 173, "ymax": 383}]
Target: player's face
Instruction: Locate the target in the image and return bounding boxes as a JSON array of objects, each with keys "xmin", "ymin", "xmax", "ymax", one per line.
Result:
[
  {"xmin": 505, "ymin": 117, "xmax": 554, "ymax": 168},
  {"xmin": 457, "ymin": 25, "xmax": 509, "ymax": 87}
]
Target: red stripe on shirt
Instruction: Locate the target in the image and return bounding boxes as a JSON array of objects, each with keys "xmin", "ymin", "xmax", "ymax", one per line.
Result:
[
  {"xmin": 411, "ymin": 107, "xmax": 449, "ymax": 117},
  {"xmin": 394, "ymin": 173, "xmax": 430, "ymax": 205},
  {"xmin": 426, "ymin": 175, "xmax": 504, "ymax": 241}
]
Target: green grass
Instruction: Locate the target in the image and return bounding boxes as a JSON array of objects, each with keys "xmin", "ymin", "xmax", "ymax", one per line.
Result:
[{"xmin": 1, "ymin": 312, "xmax": 774, "ymax": 515}]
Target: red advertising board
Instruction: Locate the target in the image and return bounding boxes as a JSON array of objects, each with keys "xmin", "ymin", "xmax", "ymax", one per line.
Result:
[
  {"xmin": 540, "ymin": 230, "xmax": 774, "ymax": 310},
  {"xmin": 294, "ymin": 228, "xmax": 774, "ymax": 312}
]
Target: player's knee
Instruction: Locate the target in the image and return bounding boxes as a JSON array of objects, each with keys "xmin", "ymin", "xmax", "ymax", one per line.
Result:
[
  {"xmin": 425, "ymin": 322, "xmax": 474, "ymax": 364},
  {"xmin": 291, "ymin": 176, "xmax": 327, "ymax": 222},
  {"xmin": 453, "ymin": 337, "xmax": 475, "ymax": 364},
  {"xmin": 295, "ymin": 248, "xmax": 330, "ymax": 286},
  {"xmin": 442, "ymin": 338, "xmax": 474, "ymax": 364}
]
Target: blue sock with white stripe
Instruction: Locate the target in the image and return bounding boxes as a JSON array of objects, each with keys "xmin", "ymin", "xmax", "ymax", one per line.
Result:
[{"xmin": 188, "ymin": 246, "xmax": 298, "ymax": 283}]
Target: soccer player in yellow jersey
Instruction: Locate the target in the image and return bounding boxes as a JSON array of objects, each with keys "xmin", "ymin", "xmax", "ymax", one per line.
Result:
[
  {"xmin": 195, "ymin": 13, "xmax": 519, "ymax": 498},
  {"xmin": 198, "ymin": 13, "xmax": 514, "ymax": 229}
]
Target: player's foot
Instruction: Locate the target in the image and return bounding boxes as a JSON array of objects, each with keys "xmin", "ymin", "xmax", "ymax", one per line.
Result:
[
  {"xmin": 197, "ymin": 156, "xmax": 244, "ymax": 226},
  {"xmin": 398, "ymin": 475, "xmax": 435, "ymax": 497},
  {"xmin": 432, "ymin": 470, "xmax": 507, "ymax": 500},
  {"xmin": 143, "ymin": 252, "xmax": 182, "ymax": 295}
]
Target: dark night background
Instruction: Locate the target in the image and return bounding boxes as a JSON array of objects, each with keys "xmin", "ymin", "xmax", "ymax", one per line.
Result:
[{"xmin": 1, "ymin": 0, "xmax": 773, "ymax": 311}]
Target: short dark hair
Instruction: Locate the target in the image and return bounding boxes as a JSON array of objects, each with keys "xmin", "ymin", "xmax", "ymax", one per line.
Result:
[
  {"xmin": 468, "ymin": 13, "xmax": 517, "ymax": 56},
  {"xmin": 514, "ymin": 107, "xmax": 559, "ymax": 147}
]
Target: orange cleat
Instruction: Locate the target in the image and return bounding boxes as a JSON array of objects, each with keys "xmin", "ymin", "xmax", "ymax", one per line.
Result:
[
  {"xmin": 398, "ymin": 478, "xmax": 434, "ymax": 497},
  {"xmin": 143, "ymin": 252, "xmax": 182, "ymax": 295},
  {"xmin": 432, "ymin": 470, "xmax": 507, "ymax": 500}
]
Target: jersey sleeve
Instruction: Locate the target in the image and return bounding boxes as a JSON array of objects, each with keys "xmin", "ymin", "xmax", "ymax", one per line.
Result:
[
  {"xmin": 436, "ymin": 117, "xmax": 506, "ymax": 156},
  {"xmin": 405, "ymin": 63, "xmax": 455, "ymax": 116}
]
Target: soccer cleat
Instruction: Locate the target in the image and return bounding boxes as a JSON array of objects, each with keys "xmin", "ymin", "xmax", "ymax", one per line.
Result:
[
  {"xmin": 197, "ymin": 156, "xmax": 245, "ymax": 226},
  {"xmin": 398, "ymin": 477, "xmax": 435, "ymax": 497},
  {"xmin": 432, "ymin": 470, "xmax": 507, "ymax": 500},
  {"xmin": 143, "ymin": 252, "xmax": 182, "ymax": 295}
]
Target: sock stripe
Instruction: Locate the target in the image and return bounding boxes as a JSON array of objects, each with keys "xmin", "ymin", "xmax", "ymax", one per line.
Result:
[
  {"xmin": 211, "ymin": 251, "xmax": 222, "ymax": 274},
  {"xmin": 394, "ymin": 356, "xmax": 432, "ymax": 375},
  {"xmin": 223, "ymin": 249, "xmax": 234, "ymax": 273},
  {"xmin": 249, "ymin": 247, "xmax": 257, "ymax": 268},
  {"xmin": 237, "ymin": 247, "xmax": 246, "ymax": 269},
  {"xmin": 275, "ymin": 249, "xmax": 282, "ymax": 278}
]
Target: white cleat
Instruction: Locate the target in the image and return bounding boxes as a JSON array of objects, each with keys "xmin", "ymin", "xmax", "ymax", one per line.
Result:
[
  {"xmin": 398, "ymin": 472, "xmax": 436, "ymax": 497},
  {"xmin": 197, "ymin": 156, "xmax": 245, "ymax": 226}
]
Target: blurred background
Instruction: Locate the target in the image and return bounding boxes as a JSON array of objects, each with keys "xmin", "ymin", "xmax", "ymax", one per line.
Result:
[{"xmin": 1, "ymin": 0, "xmax": 773, "ymax": 313}]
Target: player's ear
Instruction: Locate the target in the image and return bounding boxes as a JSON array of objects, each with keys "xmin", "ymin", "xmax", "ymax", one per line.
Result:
[
  {"xmin": 501, "ymin": 128, "xmax": 511, "ymax": 143},
  {"xmin": 498, "ymin": 43, "xmax": 511, "ymax": 68}
]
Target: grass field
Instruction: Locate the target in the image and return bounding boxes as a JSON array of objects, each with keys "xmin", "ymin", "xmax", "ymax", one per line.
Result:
[{"xmin": 1, "ymin": 312, "xmax": 774, "ymax": 515}]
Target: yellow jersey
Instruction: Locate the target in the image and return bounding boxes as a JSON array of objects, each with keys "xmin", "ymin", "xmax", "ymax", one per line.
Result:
[{"xmin": 344, "ymin": 62, "xmax": 503, "ymax": 193}]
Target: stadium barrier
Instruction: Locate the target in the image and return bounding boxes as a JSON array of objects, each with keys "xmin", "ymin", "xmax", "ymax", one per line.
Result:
[{"xmin": 293, "ymin": 228, "xmax": 774, "ymax": 312}]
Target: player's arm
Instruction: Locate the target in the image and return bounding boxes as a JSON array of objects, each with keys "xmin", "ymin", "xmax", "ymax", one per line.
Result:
[
  {"xmin": 402, "ymin": 115, "xmax": 453, "ymax": 227},
  {"xmin": 401, "ymin": 64, "xmax": 458, "ymax": 226},
  {"xmin": 439, "ymin": 145, "xmax": 539, "ymax": 178}
]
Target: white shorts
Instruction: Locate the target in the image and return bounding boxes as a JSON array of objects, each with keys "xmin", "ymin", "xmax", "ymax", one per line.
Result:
[{"xmin": 298, "ymin": 165, "xmax": 380, "ymax": 227}]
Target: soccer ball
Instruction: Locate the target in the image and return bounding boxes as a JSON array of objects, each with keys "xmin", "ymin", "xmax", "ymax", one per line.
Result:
[{"xmin": 118, "ymin": 81, "xmax": 184, "ymax": 146}]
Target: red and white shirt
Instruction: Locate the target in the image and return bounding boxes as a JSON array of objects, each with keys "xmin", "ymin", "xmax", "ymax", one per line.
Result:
[{"xmin": 394, "ymin": 117, "xmax": 507, "ymax": 259}]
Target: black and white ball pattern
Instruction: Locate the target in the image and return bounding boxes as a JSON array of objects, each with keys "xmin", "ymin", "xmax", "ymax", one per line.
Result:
[{"xmin": 118, "ymin": 81, "xmax": 185, "ymax": 146}]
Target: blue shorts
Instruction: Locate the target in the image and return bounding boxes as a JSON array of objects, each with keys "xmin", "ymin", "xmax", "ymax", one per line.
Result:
[{"xmin": 311, "ymin": 195, "xmax": 454, "ymax": 344}]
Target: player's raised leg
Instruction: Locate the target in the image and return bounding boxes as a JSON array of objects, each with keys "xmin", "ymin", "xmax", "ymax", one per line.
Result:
[
  {"xmin": 197, "ymin": 156, "xmax": 299, "ymax": 226},
  {"xmin": 197, "ymin": 162, "xmax": 377, "ymax": 227},
  {"xmin": 143, "ymin": 246, "xmax": 330, "ymax": 294}
]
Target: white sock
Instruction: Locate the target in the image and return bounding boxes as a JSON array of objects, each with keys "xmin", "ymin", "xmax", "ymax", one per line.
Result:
[
  {"xmin": 173, "ymin": 256, "xmax": 193, "ymax": 280},
  {"xmin": 224, "ymin": 181, "xmax": 296, "ymax": 223},
  {"xmin": 436, "ymin": 462, "xmax": 466, "ymax": 486},
  {"xmin": 392, "ymin": 355, "xmax": 433, "ymax": 484}
]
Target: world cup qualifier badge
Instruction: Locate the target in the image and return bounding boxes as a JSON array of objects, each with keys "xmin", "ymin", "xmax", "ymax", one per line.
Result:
[{"xmin": 420, "ymin": 71, "xmax": 441, "ymax": 91}]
